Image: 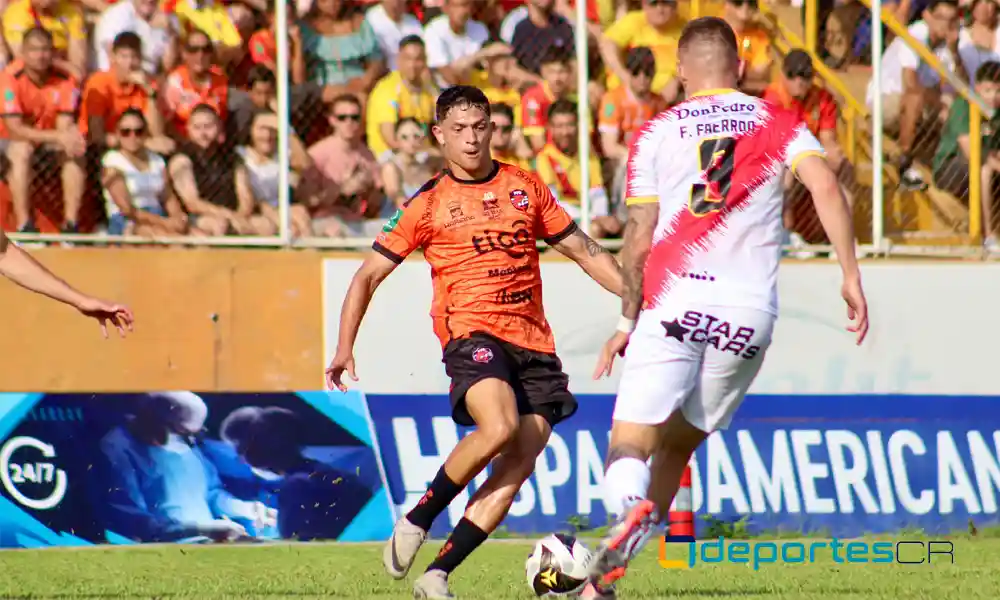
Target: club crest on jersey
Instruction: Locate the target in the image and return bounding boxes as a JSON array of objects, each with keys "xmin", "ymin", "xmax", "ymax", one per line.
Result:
[
  {"xmin": 510, "ymin": 189, "xmax": 529, "ymax": 212},
  {"xmin": 472, "ymin": 347, "xmax": 494, "ymax": 363},
  {"xmin": 482, "ymin": 192, "xmax": 501, "ymax": 219}
]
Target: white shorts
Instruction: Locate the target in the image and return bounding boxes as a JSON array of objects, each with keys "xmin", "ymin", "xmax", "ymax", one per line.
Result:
[{"xmin": 613, "ymin": 303, "xmax": 776, "ymax": 432}]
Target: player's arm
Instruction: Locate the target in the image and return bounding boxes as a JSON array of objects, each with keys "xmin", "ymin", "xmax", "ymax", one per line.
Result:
[
  {"xmin": 0, "ymin": 230, "xmax": 133, "ymax": 336},
  {"xmin": 619, "ymin": 202, "xmax": 658, "ymax": 320},
  {"xmin": 791, "ymin": 136, "xmax": 869, "ymax": 345},
  {"xmin": 327, "ymin": 199, "xmax": 430, "ymax": 390},
  {"xmin": 550, "ymin": 226, "xmax": 622, "ymax": 296},
  {"xmin": 333, "ymin": 250, "xmax": 399, "ymax": 367}
]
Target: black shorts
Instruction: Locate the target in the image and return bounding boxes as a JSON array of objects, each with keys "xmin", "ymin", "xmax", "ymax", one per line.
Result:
[{"xmin": 443, "ymin": 333, "xmax": 578, "ymax": 428}]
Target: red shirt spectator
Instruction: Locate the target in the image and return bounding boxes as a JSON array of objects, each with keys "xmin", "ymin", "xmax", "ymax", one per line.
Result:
[{"xmin": 762, "ymin": 50, "xmax": 838, "ymax": 138}]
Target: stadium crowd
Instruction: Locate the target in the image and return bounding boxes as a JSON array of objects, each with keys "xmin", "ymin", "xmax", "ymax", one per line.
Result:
[{"xmin": 0, "ymin": 0, "xmax": 993, "ymax": 243}]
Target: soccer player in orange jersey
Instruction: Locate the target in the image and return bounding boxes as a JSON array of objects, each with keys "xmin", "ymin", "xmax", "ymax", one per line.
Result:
[
  {"xmin": 0, "ymin": 230, "xmax": 134, "ymax": 337},
  {"xmin": 326, "ymin": 85, "xmax": 623, "ymax": 599}
]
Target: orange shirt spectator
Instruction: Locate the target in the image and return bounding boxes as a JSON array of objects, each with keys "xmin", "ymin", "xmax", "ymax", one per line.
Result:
[
  {"xmin": 763, "ymin": 82, "xmax": 837, "ymax": 138},
  {"xmin": 78, "ymin": 70, "xmax": 153, "ymax": 135},
  {"xmin": 723, "ymin": 0, "xmax": 772, "ymax": 95},
  {"xmin": 521, "ymin": 49, "xmax": 573, "ymax": 151},
  {"xmin": 163, "ymin": 29, "xmax": 228, "ymax": 136},
  {"xmin": 597, "ymin": 47, "xmax": 665, "ymax": 162},
  {"xmin": 163, "ymin": 66, "xmax": 228, "ymax": 136},
  {"xmin": 0, "ymin": 63, "xmax": 76, "ymax": 136}
]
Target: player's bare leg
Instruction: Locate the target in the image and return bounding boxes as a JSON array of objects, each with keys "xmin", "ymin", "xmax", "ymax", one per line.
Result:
[
  {"xmin": 588, "ymin": 410, "xmax": 707, "ymax": 593},
  {"xmin": 414, "ymin": 413, "xmax": 551, "ymax": 599},
  {"xmin": 384, "ymin": 378, "xmax": 521, "ymax": 580}
]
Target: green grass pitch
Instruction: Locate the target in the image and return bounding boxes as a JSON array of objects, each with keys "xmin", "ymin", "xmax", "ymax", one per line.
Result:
[{"xmin": 0, "ymin": 538, "xmax": 997, "ymax": 599}]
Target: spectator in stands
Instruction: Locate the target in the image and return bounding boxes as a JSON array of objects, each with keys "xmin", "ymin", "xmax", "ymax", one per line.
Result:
[
  {"xmin": 2, "ymin": 0, "xmax": 86, "ymax": 80},
  {"xmin": 722, "ymin": 0, "xmax": 771, "ymax": 96},
  {"xmin": 305, "ymin": 94, "xmax": 385, "ymax": 237},
  {"xmin": 522, "ymin": 47, "xmax": 573, "ymax": 152},
  {"xmin": 489, "ymin": 102, "xmax": 532, "ymax": 169},
  {"xmin": 933, "ymin": 60, "xmax": 1000, "ymax": 252},
  {"xmin": 237, "ymin": 109, "xmax": 314, "ymax": 237},
  {"xmin": 366, "ymin": 0, "xmax": 423, "ymax": 70},
  {"xmin": 598, "ymin": 46, "xmax": 664, "ymax": 208},
  {"xmin": 599, "ymin": 0, "xmax": 684, "ymax": 104},
  {"xmin": 366, "ymin": 35, "xmax": 438, "ymax": 160},
  {"xmin": 764, "ymin": 50, "xmax": 851, "ymax": 256},
  {"xmin": 80, "ymin": 32, "xmax": 173, "ymax": 154},
  {"xmin": 299, "ymin": 0, "xmax": 386, "ymax": 95},
  {"xmin": 380, "ymin": 118, "xmax": 442, "ymax": 208},
  {"xmin": 0, "ymin": 27, "xmax": 85, "ymax": 233},
  {"xmin": 249, "ymin": 0, "xmax": 306, "ymax": 84},
  {"xmin": 101, "ymin": 109, "xmax": 188, "ymax": 237},
  {"xmin": 95, "ymin": 0, "xmax": 177, "ymax": 75},
  {"xmin": 168, "ymin": 104, "xmax": 271, "ymax": 236},
  {"xmin": 510, "ymin": 0, "xmax": 574, "ymax": 74},
  {"xmin": 958, "ymin": 0, "xmax": 1000, "ymax": 84},
  {"xmin": 536, "ymin": 100, "xmax": 620, "ymax": 238},
  {"xmin": 164, "ymin": 29, "xmax": 229, "ymax": 138},
  {"xmin": 424, "ymin": 0, "xmax": 507, "ymax": 87},
  {"xmin": 226, "ymin": 65, "xmax": 313, "ymax": 172},
  {"xmin": 868, "ymin": 0, "xmax": 963, "ymax": 191},
  {"xmin": 168, "ymin": 0, "xmax": 245, "ymax": 67},
  {"xmin": 473, "ymin": 46, "xmax": 524, "ymax": 108}
]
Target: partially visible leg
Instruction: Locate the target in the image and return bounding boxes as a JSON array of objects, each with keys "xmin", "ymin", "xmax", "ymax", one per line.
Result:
[
  {"xmin": 385, "ymin": 338, "xmax": 520, "ymax": 580},
  {"xmin": 415, "ymin": 414, "xmax": 552, "ymax": 598},
  {"xmin": 60, "ymin": 156, "xmax": 85, "ymax": 230},
  {"xmin": 7, "ymin": 141, "xmax": 35, "ymax": 230}
]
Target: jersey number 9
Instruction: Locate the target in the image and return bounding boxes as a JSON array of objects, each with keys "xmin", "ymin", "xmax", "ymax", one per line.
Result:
[{"xmin": 689, "ymin": 137, "xmax": 736, "ymax": 217}]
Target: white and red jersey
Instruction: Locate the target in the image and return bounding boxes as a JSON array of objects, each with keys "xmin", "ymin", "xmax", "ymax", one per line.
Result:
[{"xmin": 625, "ymin": 88, "xmax": 825, "ymax": 316}]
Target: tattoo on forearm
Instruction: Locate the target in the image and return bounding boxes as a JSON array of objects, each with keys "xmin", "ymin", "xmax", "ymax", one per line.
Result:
[
  {"xmin": 621, "ymin": 204, "xmax": 658, "ymax": 319},
  {"xmin": 574, "ymin": 229, "xmax": 609, "ymax": 258}
]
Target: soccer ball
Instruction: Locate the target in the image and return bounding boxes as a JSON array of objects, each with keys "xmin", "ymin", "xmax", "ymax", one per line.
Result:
[{"xmin": 525, "ymin": 533, "xmax": 593, "ymax": 597}]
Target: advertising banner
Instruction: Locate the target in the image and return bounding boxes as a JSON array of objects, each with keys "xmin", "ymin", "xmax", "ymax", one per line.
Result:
[
  {"xmin": 322, "ymin": 260, "xmax": 1000, "ymax": 395},
  {"xmin": 367, "ymin": 394, "xmax": 1000, "ymax": 537},
  {"xmin": 0, "ymin": 392, "xmax": 394, "ymax": 548}
]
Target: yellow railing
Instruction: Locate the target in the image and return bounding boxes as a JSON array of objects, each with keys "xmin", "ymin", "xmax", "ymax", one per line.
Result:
[{"xmin": 850, "ymin": 0, "xmax": 990, "ymax": 241}]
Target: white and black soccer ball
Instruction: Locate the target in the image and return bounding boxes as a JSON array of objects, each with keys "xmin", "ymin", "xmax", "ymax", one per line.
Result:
[{"xmin": 525, "ymin": 533, "xmax": 593, "ymax": 597}]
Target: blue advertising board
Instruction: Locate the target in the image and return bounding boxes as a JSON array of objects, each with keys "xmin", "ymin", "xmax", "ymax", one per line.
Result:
[
  {"xmin": 0, "ymin": 392, "xmax": 395, "ymax": 548},
  {"xmin": 367, "ymin": 394, "xmax": 1000, "ymax": 538}
]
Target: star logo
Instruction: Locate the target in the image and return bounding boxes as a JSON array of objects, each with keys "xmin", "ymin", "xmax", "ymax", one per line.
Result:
[
  {"xmin": 662, "ymin": 319, "xmax": 690, "ymax": 342},
  {"xmin": 540, "ymin": 568, "xmax": 558, "ymax": 587}
]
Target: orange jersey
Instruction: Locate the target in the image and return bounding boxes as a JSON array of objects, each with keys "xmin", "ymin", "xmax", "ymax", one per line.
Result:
[
  {"xmin": 373, "ymin": 161, "xmax": 576, "ymax": 354},
  {"xmin": 597, "ymin": 86, "xmax": 667, "ymax": 146},
  {"xmin": 163, "ymin": 65, "xmax": 228, "ymax": 135},
  {"xmin": 0, "ymin": 67, "xmax": 77, "ymax": 135}
]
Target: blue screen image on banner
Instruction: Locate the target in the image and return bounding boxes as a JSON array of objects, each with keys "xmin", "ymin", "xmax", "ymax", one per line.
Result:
[
  {"xmin": 367, "ymin": 394, "xmax": 1000, "ymax": 538},
  {"xmin": 0, "ymin": 392, "xmax": 395, "ymax": 548}
]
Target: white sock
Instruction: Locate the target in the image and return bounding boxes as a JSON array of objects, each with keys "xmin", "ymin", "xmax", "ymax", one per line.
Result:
[{"xmin": 603, "ymin": 457, "xmax": 650, "ymax": 518}]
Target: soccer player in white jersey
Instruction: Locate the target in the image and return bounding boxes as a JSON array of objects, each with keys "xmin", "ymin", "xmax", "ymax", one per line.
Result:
[{"xmin": 581, "ymin": 17, "xmax": 869, "ymax": 599}]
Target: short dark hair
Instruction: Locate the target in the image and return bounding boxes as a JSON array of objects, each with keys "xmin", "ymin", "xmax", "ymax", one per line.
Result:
[
  {"xmin": 926, "ymin": 0, "xmax": 958, "ymax": 12},
  {"xmin": 112, "ymin": 31, "xmax": 143, "ymax": 54},
  {"xmin": 626, "ymin": 46, "xmax": 656, "ymax": 75},
  {"xmin": 22, "ymin": 27, "xmax": 52, "ymax": 46},
  {"xmin": 490, "ymin": 102, "xmax": 515, "ymax": 122},
  {"xmin": 539, "ymin": 46, "xmax": 571, "ymax": 68},
  {"xmin": 247, "ymin": 64, "xmax": 276, "ymax": 88},
  {"xmin": 185, "ymin": 29, "xmax": 211, "ymax": 47},
  {"xmin": 435, "ymin": 85, "xmax": 490, "ymax": 123},
  {"xmin": 399, "ymin": 34, "xmax": 424, "ymax": 51},
  {"xmin": 547, "ymin": 99, "xmax": 577, "ymax": 121},
  {"xmin": 330, "ymin": 93, "xmax": 362, "ymax": 113},
  {"xmin": 395, "ymin": 117, "xmax": 425, "ymax": 132},
  {"xmin": 977, "ymin": 61, "xmax": 1000, "ymax": 84},
  {"xmin": 678, "ymin": 16, "xmax": 738, "ymax": 55},
  {"xmin": 190, "ymin": 103, "xmax": 220, "ymax": 121},
  {"xmin": 117, "ymin": 108, "xmax": 147, "ymax": 129}
]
